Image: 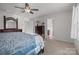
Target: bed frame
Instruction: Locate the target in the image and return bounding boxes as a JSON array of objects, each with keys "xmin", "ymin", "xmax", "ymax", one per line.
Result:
[
  {"xmin": 37, "ymin": 48, "xmax": 44, "ymax": 55},
  {"xmin": 0, "ymin": 16, "xmax": 22, "ymax": 32}
]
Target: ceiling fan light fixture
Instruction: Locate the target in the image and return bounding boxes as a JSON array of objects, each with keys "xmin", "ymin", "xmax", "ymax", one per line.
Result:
[
  {"xmin": 25, "ymin": 9, "xmax": 30, "ymax": 13},
  {"xmin": 15, "ymin": 3, "xmax": 39, "ymax": 14}
]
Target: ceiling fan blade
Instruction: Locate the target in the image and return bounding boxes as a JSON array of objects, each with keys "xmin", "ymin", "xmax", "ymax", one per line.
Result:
[
  {"xmin": 31, "ymin": 9, "xmax": 39, "ymax": 11},
  {"xmin": 15, "ymin": 6, "xmax": 24, "ymax": 9},
  {"xmin": 30, "ymin": 11, "xmax": 34, "ymax": 14}
]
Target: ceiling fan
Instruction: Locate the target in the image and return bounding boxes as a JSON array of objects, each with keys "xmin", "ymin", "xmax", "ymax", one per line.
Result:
[{"xmin": 15, "ymin": 3, "xmax": 39, "ymax": 14}]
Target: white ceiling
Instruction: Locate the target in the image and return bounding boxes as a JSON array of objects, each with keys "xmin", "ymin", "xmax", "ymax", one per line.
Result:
[{"xmin": 0, "ymin": 3, "xmax": 73, "ymax": 19}]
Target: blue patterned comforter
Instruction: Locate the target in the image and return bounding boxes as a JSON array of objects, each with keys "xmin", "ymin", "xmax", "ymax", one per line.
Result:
[{"xmin": 0, "ymin": 32, "xmax": 42, "ymax": 55}]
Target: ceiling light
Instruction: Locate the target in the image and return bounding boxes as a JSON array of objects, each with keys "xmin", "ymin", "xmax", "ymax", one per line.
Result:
[
  {"xmin": 25, "ymin": 7, "xmax": 30, "ymax": 13},
  {"xmin": 25, "ymin": 9, "xmax": 30, "ymax": 13}
]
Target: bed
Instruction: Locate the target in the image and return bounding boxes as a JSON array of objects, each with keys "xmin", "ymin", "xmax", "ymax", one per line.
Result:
[
  {"xmin": 0, "ymin": 32, "xmax": 44, "ymax": 55},
  {"xmin": 0, "ymin": 16, "xmax": 44, "ymax": 55}
]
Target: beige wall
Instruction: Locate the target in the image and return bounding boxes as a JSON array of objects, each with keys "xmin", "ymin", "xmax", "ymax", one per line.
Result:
[
  {"xmin": 33, "ymin": 10, "xmax": 73, "ymax": 43},
  {"xmin": 53, "ymin": 10, "xmax": 73, "ymax": 42}
]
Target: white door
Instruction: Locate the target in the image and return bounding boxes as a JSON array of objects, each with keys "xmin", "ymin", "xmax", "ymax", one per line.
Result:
[{"xmin": 47, "ymin": 18, "xmax": 54, "ymax": 39}]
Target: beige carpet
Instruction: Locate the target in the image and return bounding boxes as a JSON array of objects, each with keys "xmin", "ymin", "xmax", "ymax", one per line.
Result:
[{"xmin": 43, "ymin": 39, "xmax": 77, "ymax": 55}]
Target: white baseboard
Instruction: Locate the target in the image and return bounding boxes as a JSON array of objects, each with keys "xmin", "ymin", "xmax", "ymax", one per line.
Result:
[{"xmin": 45, "ymin": 36, "xmax": 74, "ymax": 43}]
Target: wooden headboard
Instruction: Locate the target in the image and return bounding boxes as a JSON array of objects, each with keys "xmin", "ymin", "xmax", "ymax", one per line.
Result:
[
  {"xmin": 0, "ymin": 16, "xmax": 22, "ymax": 32},
  {"xmin": 4, "ymin": 16, "xmax": 18, "ymax": 29}
]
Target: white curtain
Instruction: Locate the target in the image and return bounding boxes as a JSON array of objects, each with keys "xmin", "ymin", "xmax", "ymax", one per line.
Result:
[{"xmin": 71, "ymin": 4, "xmax": 79, "ymax": 40}]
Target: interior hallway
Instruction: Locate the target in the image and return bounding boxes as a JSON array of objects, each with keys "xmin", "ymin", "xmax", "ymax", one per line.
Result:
[{"xmin": 43, "ymin": 39, "xmax": 77, "ymax": 55}]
